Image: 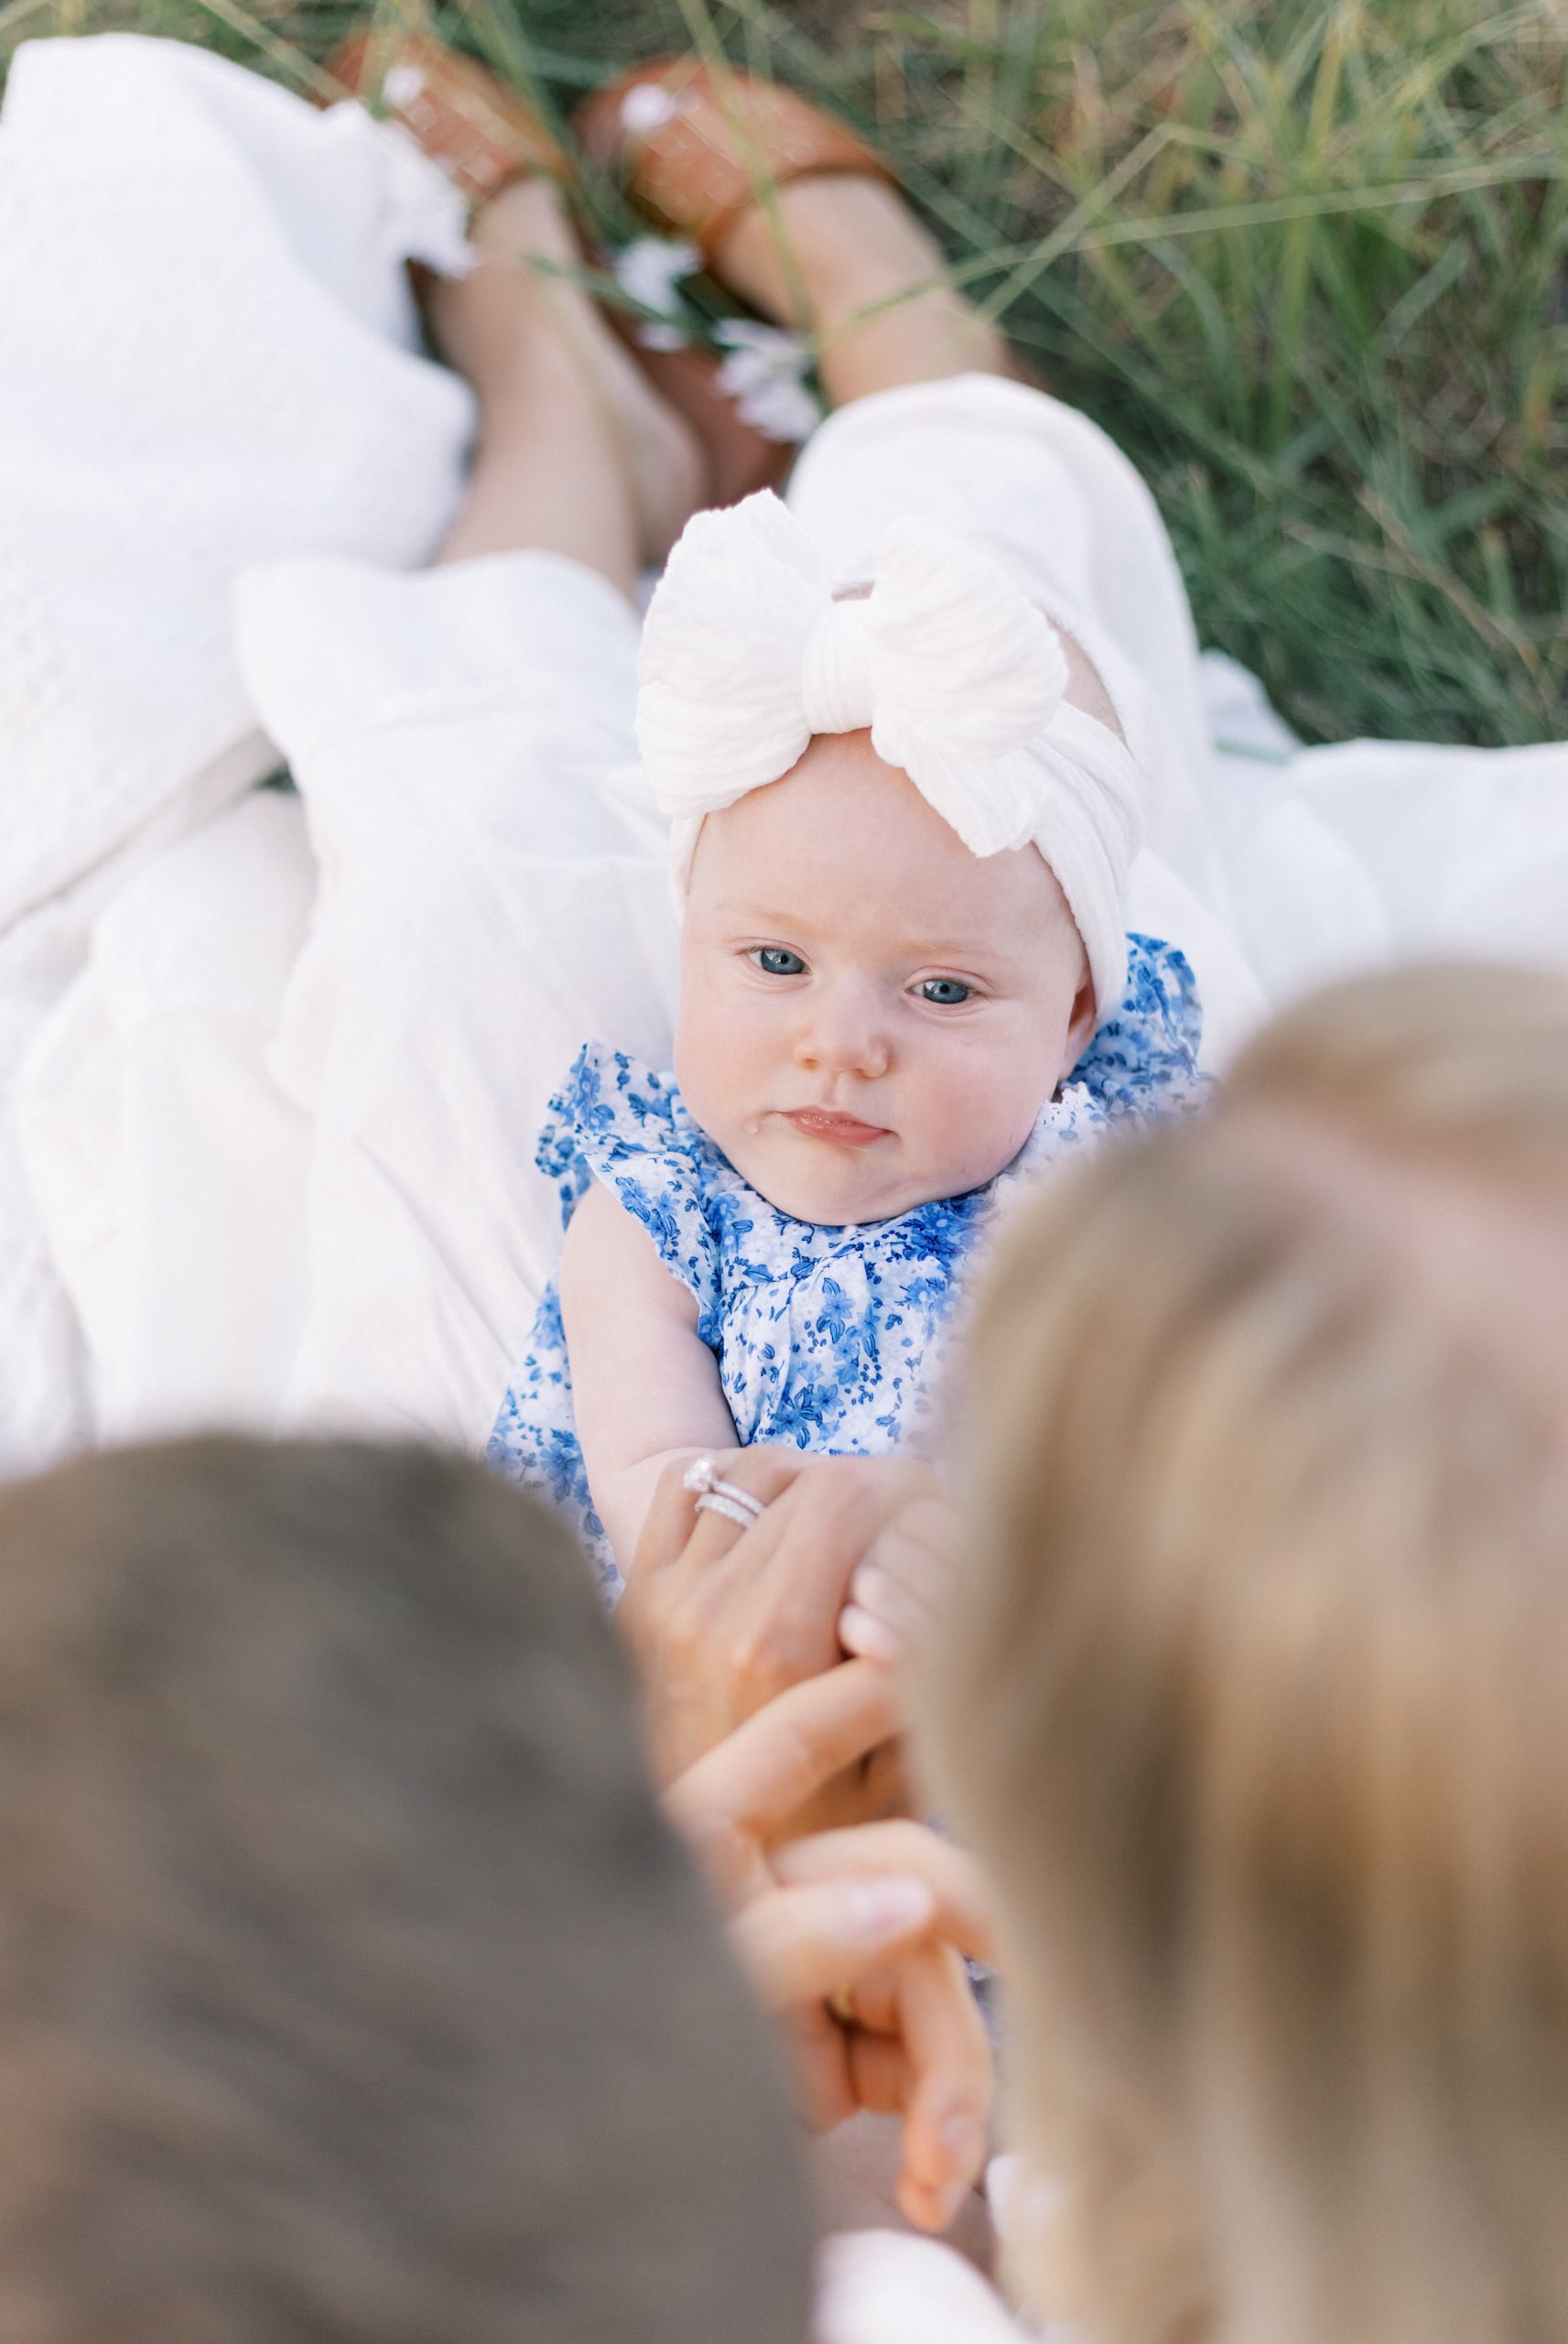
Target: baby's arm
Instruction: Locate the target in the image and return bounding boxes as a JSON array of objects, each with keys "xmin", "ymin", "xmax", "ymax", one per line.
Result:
[{"xmin": 557, "ymin": 1179, "xmax": 738, "ymax": 1570}]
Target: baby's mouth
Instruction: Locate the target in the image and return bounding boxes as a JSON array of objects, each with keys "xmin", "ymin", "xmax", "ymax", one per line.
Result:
[{"xmin": 778, "ymin": 1107, "xmax": 892, "ymax": 1150}]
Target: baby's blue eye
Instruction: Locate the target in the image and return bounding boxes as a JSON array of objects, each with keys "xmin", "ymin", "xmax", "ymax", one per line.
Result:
[
  {"xmin": 754, "ymin": 947, "xmax": 806, "ymax": 977},
  {"xmin": 917, "ymin": 977, "xmax": 973, "ymax": 1005}
]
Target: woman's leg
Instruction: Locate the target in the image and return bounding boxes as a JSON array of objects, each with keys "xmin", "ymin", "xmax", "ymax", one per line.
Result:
[
  {"xmin": 724, "ymin": 179, "xmax": 1119, "ymax": 727},
  {"xmin": 424, "ymin": 177, "xmax": 701, "ymax": 594},
  {"xmin": 712, "ymin": 174, "xmax": 1013, "ymax": 408}
]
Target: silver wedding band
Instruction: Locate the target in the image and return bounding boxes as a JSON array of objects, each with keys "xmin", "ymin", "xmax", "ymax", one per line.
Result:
[
  {"xmin": 696, "ymin": 1490, "xmax": 763, "ymax": 1530},
  {"xmin": 684, "ymin": 1455, "xmax": 767, "ymax": 1530}
]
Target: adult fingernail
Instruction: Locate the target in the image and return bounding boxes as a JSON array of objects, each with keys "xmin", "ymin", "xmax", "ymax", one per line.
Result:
[{"xmin": 846, "ymin": 1874, "xmax": 934, "ymax": 1940}]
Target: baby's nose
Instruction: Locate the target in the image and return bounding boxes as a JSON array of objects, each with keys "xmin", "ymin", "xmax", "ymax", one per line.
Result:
[{"xmin": 794, "ymin": 985, "xmax": 892, "ymax": 1080}]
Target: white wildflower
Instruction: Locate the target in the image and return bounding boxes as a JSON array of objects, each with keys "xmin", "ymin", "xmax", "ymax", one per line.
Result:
[
  {"xmin": 620, "ymin": 82, "xmax": 681, "ymax": 136},
  {"xmin": 713, "ymin": 319, "xmax": 822, "ymax": 442},
  {"xmin": 612, "ymin": 235, "xmax": 701, "ymax": 351}
]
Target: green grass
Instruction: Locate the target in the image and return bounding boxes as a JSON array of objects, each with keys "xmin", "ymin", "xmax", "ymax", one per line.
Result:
[{"xmin": 6, "ymin": 0, "xmax": 1566, "ymax": 748}]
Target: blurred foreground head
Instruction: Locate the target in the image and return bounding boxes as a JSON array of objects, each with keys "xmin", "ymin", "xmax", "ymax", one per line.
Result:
[
  {"xmin": 925, "ymin": 963, "xmax": 1568, "ymax": 2344},
  {"xmin": 0, "ymin": 1437, "xmax": 812, "ymax": 2344}
]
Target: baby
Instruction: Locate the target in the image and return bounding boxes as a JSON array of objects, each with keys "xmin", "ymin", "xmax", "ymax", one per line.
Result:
[{"xmin": 489, "ymin": 492, "xmax": 1206, "ymax": 1587}]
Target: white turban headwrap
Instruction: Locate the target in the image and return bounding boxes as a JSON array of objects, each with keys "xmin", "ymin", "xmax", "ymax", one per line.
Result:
[{"xmin": 635, "ymin": 490, "xmax": 1144, "ymax": 1025}]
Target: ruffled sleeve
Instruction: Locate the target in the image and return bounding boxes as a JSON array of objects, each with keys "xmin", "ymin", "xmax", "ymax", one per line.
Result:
[
  {"xmin": 1071, "ymin": 931, "xmax": 1207, "ymax": 1124},
  {"xmin": 535, "ymin": 1042, "xmax": 723, "ymax": 1346}
]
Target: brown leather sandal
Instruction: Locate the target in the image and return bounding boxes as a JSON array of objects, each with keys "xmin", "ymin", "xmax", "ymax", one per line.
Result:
[
  {"xmin": 576, "ymin": 57, "xmax": 895, "ymax": 266},
  {"xmin": 578, "ymin": 57, "xmax": 907, "ymax": 498},
  {"xmin": 322, "ymin": 27, "xmax": 571, "ymax": 209},
  {"xmin": 579, "ymin": 56, "xmax": 1046, "ymax": 398},
  {"xmin": 323, "ymin": 26, "xmax": 798, "ymax": 507}
]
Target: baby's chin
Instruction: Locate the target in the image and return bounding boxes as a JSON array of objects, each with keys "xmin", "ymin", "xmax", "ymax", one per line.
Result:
[{"xmin": 716, "ymin": 1123, "xmax": 1015, "ymax": 1229}]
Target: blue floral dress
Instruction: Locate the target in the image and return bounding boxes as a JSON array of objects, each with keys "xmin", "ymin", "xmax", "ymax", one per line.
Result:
[{"xmin": 489, "ymin": 933, "xmax": 1206, "ymax": 1594}]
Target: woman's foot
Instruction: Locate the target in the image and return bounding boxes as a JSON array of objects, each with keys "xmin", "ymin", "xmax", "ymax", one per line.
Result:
[
  {"xmin": 427, "ymin": 176, "xmax": 703, "ymax": 584},
  {"xmin": 712, "ymin": 172, "xmax": 1015, "ymax": 407}
]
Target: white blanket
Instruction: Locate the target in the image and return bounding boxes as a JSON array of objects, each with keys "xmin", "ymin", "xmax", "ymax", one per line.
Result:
[
  {"xmin": 4, "ymin": 34, "xmax": 1566, "ymax": 1477},
  {"xmin": 0, "ymin": 31, "xmax": 473, "ymax": 1465}
]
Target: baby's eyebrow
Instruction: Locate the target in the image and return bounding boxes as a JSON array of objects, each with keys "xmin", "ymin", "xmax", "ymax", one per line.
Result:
[
  {"xmin": 883, "ymin": 932, "xmax": 1031, "ymax": 969},
  {"xmin": 899, "ymin": 936, "xmax": 1004, "ymax": 960},
  {"xmin": 709, "ymin": 901, "xmax": 799, "ymax": 924}
]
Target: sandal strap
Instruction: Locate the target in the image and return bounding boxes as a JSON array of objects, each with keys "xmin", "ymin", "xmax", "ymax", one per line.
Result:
[
  {"xmin": 324, "ymin": 27, "xmax": 570, "ymax": 209},
  {"xmin": 577, "ymin": 58, "xmax": 894, "ymax": 263}
]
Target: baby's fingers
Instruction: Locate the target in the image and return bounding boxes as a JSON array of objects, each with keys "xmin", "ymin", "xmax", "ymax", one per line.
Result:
[
  {"xmin": 839, "ymin": 1571, "xmax": 933, "ymax": 1664},
  {"xmin": 838, "ymin": 1494, "xmax": 959, "ymax": 1663}
]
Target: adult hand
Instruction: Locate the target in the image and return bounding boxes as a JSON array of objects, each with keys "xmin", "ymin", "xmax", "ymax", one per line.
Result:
[
  {"xmin": 668, "ymin": 1657, "xmax": 996, "ymax": 2233},
  {"xmin": 620, "ymin": 1445, "xmax": 936, "ymax": 1793}
]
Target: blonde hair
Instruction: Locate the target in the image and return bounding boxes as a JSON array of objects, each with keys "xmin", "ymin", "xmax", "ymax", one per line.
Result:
[{"xmin": 923, "ymin": 962, "xmax": 1568, "ymax": 2344}]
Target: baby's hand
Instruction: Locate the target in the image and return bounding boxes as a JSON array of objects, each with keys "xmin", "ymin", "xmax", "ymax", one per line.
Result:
[{"xmin": 838, "ymin": 1493, "xmax": 958, "ymax": 1666}]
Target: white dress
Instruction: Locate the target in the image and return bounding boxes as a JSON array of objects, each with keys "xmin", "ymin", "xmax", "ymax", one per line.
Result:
[{"xmin": 5, "ymin": 33, "xmax": 1567, "ymax": 1477}]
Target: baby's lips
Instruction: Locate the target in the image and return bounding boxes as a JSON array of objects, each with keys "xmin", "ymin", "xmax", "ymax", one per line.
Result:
[{"xmin": 780, "ymin": 1106, "xmax": 892, "ymax": 1147}]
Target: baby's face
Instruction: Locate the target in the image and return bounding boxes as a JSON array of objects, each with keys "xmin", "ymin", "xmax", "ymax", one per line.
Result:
[{"xmin": 675, "ymin": 732, "xmax": 1097, "ymax": 1226}]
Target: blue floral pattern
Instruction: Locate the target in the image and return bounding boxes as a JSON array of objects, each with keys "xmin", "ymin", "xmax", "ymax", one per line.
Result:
[{"xmin": 489, "ymin": 933, "xmax": 1206, "ymax": 1594}]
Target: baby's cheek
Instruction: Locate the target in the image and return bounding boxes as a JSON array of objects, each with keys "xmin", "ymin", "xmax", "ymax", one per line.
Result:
[
  {"xmin": 922, "ymin": 1041, "xmax": 1051, "ymax": 1182},
  {"xmin": 676, "ymin": 986, "xmax": 765, "ymax": 1139}
]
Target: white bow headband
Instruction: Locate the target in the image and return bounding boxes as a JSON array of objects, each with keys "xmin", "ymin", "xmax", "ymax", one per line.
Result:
[{"xmin": 636, "ymin": 490, "xmax": 1144, "ymax": 1024}]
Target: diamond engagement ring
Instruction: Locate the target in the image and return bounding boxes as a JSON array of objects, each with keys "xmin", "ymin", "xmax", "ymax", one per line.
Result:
[{"xmin": 683, "ymin": 1455, "xmax": 768, "ymax": 1531}]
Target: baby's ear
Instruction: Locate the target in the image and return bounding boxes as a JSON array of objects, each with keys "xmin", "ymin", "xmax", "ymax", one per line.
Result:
[{"xmin": 1065, "ymin": 967, "xmax": 1098, "ymax": 1070}]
